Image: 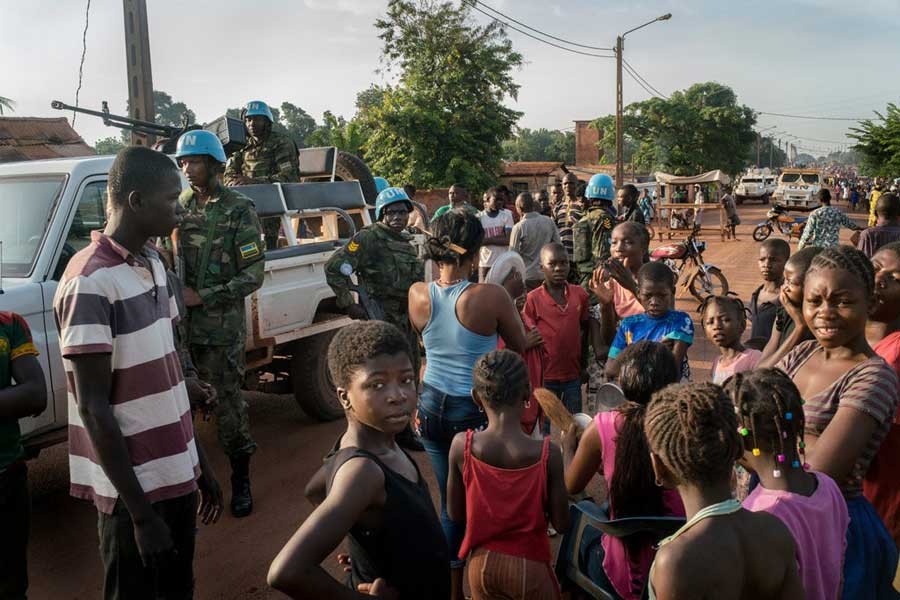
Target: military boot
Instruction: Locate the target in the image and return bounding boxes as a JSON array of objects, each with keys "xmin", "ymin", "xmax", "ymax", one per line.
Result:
[{"xmin": 229, "ymin": 454, "xmax": 253, "ymax": 518}]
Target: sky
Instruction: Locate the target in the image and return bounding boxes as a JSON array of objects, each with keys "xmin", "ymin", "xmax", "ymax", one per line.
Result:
[{"xmin": 3, "ymin": 0, "xmax": 900, "ymax": 156}]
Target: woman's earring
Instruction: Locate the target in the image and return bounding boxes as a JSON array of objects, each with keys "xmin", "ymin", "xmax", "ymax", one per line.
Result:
[{"xmin": 525, "ymin": 399, "xmax": 531, "ymax": 409}]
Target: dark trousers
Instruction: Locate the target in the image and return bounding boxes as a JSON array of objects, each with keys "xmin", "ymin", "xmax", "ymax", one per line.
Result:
[
  {"xmin": 0, "ymin": 461, "xmax": 29, "ymax": 600},
  {"xmin": 98, "ymin": 492, "xmax": 198, "ymax": 600}
]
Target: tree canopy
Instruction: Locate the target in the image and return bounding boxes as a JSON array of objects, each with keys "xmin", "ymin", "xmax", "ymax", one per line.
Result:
[
  {"xmin": 592, "ymin": 82, "xmax": 757, "ymax": 176},
  {"xmin": 0, "ymin": 96, "xmax": 14, "ymax": 115},
  {"xmin": 359, "ymin": 0, "xmax": 523, "ymax": 190},
  {"xmin": 849, "ymin": 104, "xmax": 900, "ymax": 177},
  {"xmin": 503, "ymin": 128, "xmax": 575, "ymax": 164}
]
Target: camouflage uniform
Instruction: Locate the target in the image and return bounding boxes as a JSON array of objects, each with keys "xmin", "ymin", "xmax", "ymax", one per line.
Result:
[
  {"xmin": 572, "ymin": 205, "xmax": 616, "ymax": 295},
  {"xmin": 177, "ymin": 185, "xmax": 265, "ymax": 458},
  {"xmin": 325, "ymin": 222, "xmax": 424, "ymax": 371},
  {"xmin": 224, "ymin": 130, "xmax": 300, "ymax": 250}
]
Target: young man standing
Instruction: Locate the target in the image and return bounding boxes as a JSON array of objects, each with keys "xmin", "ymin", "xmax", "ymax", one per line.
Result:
[
  {"xmin": 858, "ymin": 193, "xmax": 900, "ymax": 258},
  {"xmin": 0, "ymin": 312, "xmax": 46, "ymax": 600},
  {"xmin": 55, "ymin": 146, "xmax": 222, "ymax": 600},
  {"xmin": 478, "ymin": 187, "xmax": 515, "ymax": 281},
  {"xmin": 431, "ymin": 184, "xmax": 478, "ymax": 222},
  {"xmin": 553, "ymin": 173, "xmax": 585, "ymax": 266},
  {"xmin": 510, "ymin": 192, "xmax": 560, "ymax": 290},
  {"xmin": 798, "ymin": 188, "xmax": 864, "ymax": 249}
]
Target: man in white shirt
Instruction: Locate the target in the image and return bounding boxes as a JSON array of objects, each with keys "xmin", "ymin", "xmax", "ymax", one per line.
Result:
[{"xmin": 478, "ymin": 186, "xmax": 515, "ymax": 281}]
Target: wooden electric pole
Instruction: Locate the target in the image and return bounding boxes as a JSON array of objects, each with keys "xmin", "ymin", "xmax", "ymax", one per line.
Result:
[
  {"xmin": 615, "ymin": 35, "xmax": 624, "ymax": 188},
  {"xmin": 123, "ymin": 0, "xmax": 155, "ymax": 146}
]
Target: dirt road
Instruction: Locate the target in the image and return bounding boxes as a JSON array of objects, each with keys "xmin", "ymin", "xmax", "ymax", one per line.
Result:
[{"xmin": 25, "ymin": 202, "xmax": 866, "ymax": 598}]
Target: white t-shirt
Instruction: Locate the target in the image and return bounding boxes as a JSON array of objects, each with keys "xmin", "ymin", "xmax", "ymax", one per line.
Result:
[{"xmin": 478, "ymin": 209, "xmax": 515, "ymax": 268}]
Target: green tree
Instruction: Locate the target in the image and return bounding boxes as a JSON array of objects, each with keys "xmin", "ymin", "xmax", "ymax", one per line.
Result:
[
  {"xmin": 592, "ymin": 82, "xmax": 757, "ymax": 177},
  {"xmin": 0, "ymin": 96, "xmax": 14, "ymax": 115},
  {"xmin": 849, "ymin": 104, "xmax": 900, "ymax": 177},
  {"xmin": 361, "ymin": 0, "xmax": 523, "ymax": 190},
  {"xmin": 94, "ymin": 136, "xmax": 126, "ymax": 155},
  {"xmin": 153, "ymin": 91, "xmax": 195, "ymax": 127},
  {"xmin": 747, "ymin": 136, "xmax": 787, "ymax": 169},
  {"xmin": 502, "ymin": 128, "xmax": 574, "ymax": 164},
  {"xmin": 227, "ymin": 103, "xmax": 321, "ymax": 148}
]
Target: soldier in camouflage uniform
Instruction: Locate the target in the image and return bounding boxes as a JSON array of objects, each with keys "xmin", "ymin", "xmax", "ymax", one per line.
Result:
[
  {"xmin": 325, "ymin": 187, "xmax": 425, "ymax": 452},
  {"xmin": 573, "ymin": 173, "xmax": 617, "ymax": 293},
  {"xmin": 325, "ymin": 187, "xmax": 425, "ymax": 370},
  {"xmin": 174, "ymin": 130, "xmax": 265, "ymax": 518},
  {"xmin": 224, "ymin": 100, "xmax": 300, "ymax": 250}
]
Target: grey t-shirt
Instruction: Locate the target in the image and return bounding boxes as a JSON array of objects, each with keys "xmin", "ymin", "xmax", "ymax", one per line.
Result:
[{"xmin": 509, "ymin": 211, "xmax": 561, "ymax": 281}]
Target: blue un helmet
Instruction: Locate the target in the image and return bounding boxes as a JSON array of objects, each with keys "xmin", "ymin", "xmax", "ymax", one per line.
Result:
[
  {"xmin": 373, "ymin": 177, "xmax": 391, "ymax": 194},
  {"xmin": 243, "ymin": 100, "xmax": 274, "ymax": 122},
  {"xmin": 175, "ymin": 129, "xmax": 227, "ymax": 164},
  {"xmin": 586, "ymin": 173, "xmax": 616, "ymax": 202},
  {"xmin": 375, "ymin": 187, "xmax": 412, "ymax": 221}
]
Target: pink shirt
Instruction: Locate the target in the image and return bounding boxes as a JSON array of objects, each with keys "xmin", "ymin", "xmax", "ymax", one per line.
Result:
[
  {"xmin": 743, "ymin": 472, "xmax": 849, "ymax": 600},
  {"xmin": 595, "ymin": 411, "xmax": 685, "ymax": 600},
  {"xmin": 710, "ymin": 349, "xmax": 762, "ymax": 385},
  {"xmin": 601, "ymin": 277, "xmax": 644, "ymax": 319}
]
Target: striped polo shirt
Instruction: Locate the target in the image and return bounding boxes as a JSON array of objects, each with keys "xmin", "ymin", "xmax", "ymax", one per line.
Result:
[
  {"xmin": 778, "ymin": 340, "xmax": 899, "ymax": 499},
  {"xmin": 54, "ymin": 232, "xmax": 198, "ymax": 514},
  {"xmin": 553, "ymin": 200, "xmax": 584, "ymax": 259}
]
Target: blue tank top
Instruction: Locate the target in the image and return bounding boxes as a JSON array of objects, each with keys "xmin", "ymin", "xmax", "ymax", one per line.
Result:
[{"xmin": 422, "ymin": 281, "xmax": 498, "ymax": 397}]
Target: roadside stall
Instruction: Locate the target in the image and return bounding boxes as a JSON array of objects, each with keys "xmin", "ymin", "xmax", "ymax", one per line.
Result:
[{"xmin": 654, "ymin": 170, "xmax": 731, "ymax": 241}]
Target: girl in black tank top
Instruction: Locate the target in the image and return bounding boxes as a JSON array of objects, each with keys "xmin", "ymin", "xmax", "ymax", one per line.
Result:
[{"xmin": 268, "ymin": 322, "xmax": 450, "ymax": 599}]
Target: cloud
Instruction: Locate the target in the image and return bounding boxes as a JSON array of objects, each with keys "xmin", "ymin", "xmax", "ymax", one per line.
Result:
[
  {"xmin": 550, "ymin": 4, "xmax": 563, "ymax": 17},
  {"xmin": 303, "ymin": 0, "xmax": 382, "ymax": 15}
]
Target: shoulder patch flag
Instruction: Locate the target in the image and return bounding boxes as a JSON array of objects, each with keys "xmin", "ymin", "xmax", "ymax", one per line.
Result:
[{"xmin": 240, "ymin": 242, "xmax": 261, "ymax": 259}]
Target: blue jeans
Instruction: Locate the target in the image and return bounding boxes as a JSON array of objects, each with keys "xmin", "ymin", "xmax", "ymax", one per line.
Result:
[
  {"xmin": 416, "ymin": 382, "xmax": 487, "ymax": 568},
  {"xmin": 543, "ymin": 379, "xmax": 583, "ymax": 435}
]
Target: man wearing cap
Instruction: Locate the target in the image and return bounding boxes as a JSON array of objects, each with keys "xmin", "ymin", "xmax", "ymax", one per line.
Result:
[
  {"xmin": 176, "ymin": 131, "xmax": 265, "ymax": 517},
  {"xmin": 224, "ymin": 100, "xmax": 300, "ymax": 250}
]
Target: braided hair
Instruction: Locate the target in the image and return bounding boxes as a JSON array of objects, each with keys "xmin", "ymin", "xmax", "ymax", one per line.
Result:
[
  {"xmin": 644, "ymin": 383, "xmax": 742, "ymax": 487},
  {"xmin": 723, "ymin": 369, "xmax": 807, "ymax": 477},
  {"xmin": 611, "ymin": 342, "xmax": 679, "ymax": 531},
  {"xmin": 805, "ymin": 245, "xmax": 875, "ymax": 300},
  {"xmin": 472, "ymin": 349, "xmax": 530, "ymax": 408},
  {"xmin": 426, "ymin": 209, "xmax": 484, "ymax": 265},
  {"xmin": 697, "ymin": 292, "xmax": 750, "ymax": 331}
]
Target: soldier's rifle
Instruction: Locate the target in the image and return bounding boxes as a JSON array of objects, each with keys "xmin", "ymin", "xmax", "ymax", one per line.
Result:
[{"xmin": 339, "ymin": 263, "xmax": 386, "ymax": 321}]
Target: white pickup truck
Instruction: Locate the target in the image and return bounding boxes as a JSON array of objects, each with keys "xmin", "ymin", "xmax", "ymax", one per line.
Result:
[{"xmin": 0, "ymin": 155, "xmax": 371, "ymax": 453}]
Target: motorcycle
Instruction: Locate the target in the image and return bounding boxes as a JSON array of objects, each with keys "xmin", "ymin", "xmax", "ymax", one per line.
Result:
[
  {"xmin": 650, "ymin": 225, "xmax": 729, "ymax": 301},
  {"xmin": 752, "ymin": 204, "xmax": 808, "ymax": 242}
]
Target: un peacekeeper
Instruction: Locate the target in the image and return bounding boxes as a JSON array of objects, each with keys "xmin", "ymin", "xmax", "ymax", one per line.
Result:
[
  {"xmin": 325, "ymin": 187, "xmax": 425, "ymax": 449},
  {"xmin": 573, "ymin": 173, "xmax": 617, "ymax": 292},
  {"xmin": 224, "ymin": 100, "xmax": 300, "ymax": 250},
  {"xmin": 174, "ymin": 130, "xmax": 265, "ymax": 518}
]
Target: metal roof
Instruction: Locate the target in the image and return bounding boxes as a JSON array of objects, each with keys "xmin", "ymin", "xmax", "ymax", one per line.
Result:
[{"xmin": 0, "ymin": 117, "xmax": 95, "ymax": 163}]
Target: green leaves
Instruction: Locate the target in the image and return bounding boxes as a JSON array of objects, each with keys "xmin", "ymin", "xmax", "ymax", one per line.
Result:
[
  {"xmin": 0, "ymin": 96, "xmax": 14, "ymax": 115},
  {"xmin": 592, "ymin": 82, "xmax": 757, "ymax": 177},
  {"xmin": 849, "ymin": 104, "xmax": 899, "ymax": 177},
  {"xmin": 362, "ymin": 0, "xmax": 523, "ymax": 190},
  {"xmin": 503, "ymin": 129, "xmax": 575, "ymax": 164}
]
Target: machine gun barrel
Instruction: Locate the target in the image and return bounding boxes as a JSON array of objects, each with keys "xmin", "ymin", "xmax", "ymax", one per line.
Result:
[{"xmin": 51, "ymin": 100, "xmax": 183, "ymax": 138}]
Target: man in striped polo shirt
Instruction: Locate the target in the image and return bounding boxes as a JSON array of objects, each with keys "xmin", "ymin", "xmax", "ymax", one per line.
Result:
[
  {"xmin": 54, "ymin": 147, "xmax": 222, "ymax": 599},
  {"xmin": 553, "ymin": 172, "xmax": 585, "ymax": 281}
]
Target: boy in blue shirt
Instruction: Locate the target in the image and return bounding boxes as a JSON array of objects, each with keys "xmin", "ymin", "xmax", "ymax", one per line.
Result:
[{"xmin": 605, "ymin": 262, "xmax": 694, "ymax": 380}]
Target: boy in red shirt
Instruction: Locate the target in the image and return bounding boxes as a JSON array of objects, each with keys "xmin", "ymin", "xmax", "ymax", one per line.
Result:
[{"xmin": 524, "ymin": 243, "xmax": 589, "ymax": 421}]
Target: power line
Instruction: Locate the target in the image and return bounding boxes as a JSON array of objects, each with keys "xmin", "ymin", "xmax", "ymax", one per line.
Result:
[
  {"xmin": 622, "ymin": 59, "xmax": 668, "ymax": 99},
  {"xmin": 464, "ymin": 0, "xmax": 614, "ymax": 51},
  {"xmin": 757, "ymin": 111, "xmax": 871, "ymax": 122},
  {"xmin": 462, "ymin": 0, "xmax": 614, "ymax": 59},
  {"xmin": 72, "ymin": 0, "xmax": 91, "ymax": 126},
  {"xmin": 622, "ymin": 62, "xmax": 662, "ymax": 99}
]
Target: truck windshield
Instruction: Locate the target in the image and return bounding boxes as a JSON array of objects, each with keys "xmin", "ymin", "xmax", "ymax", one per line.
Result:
[
  {"xmin": 781, "ymin": 174, "xmax": 802, "ymax": 183},
  {"xmin": 803, "ymin": 174, "xmax": 819, "ymax": 184},
  {"xmin": 742, "ymin": 178, "xmax": 761, "ymax": 183},
  {"xmin": 0, "ymin": 176, "xmax": 65, "ymax": 276}
]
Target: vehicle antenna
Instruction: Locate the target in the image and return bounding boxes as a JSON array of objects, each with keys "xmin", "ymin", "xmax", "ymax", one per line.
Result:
[{"xmin": 0, "ymin": 240, "xmax": 5, "ymax": 295}]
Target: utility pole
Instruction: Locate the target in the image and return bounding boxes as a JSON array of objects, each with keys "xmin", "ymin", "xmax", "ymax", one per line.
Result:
[
  {"xmin": 615, "ymin": 35, "xmax": 624, "ymax": 188},
  {"xmin": 123, "ymin": 0, "xmax": 155, "ymax": 146},
  {"xmin": 756, "ymin": 132, "xmax": 761, "ymax": 168},
  {"xmin": 769, "ymin": 137, "xmax": 773, "ymax": 168}
]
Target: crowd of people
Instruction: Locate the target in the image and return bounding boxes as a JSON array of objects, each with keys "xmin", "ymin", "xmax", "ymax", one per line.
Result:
[{"xmin": 2, "ymin": 108, "xmax": 900, "ymax": 600}]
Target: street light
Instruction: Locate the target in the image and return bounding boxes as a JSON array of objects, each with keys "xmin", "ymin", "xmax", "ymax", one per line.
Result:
[{"xmin": 615, "ymin": 13, "xmax": 671, "ymax": 187}]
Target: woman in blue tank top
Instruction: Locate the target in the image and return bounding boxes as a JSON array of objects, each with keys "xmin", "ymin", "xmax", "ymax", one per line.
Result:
[{"xmin": 408, "ymin": 209, "xmax": 526, "ymax": 598}]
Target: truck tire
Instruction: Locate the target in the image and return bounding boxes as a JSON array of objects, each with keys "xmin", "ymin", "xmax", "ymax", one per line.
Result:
[
  {"xmin": 291, "ymin": 330, "xmax": 343, "ymax": 421},
  {"xmin": 333, "ymin": 151, "xmax": 378, "ymax": 205}
]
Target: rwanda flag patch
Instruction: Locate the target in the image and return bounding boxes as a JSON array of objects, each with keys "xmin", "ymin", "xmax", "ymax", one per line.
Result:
[{"xmin": 240, "ymin": 242, "xmax": 261, "ymax": 259}]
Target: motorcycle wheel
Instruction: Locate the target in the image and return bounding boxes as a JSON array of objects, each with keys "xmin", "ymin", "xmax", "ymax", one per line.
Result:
[
  {"xmin": 689, "ymin": 267, "xmax": 729, "ymax": 301},
  {"xmin": 777, "ymin": 221, "xmax": 793, "ymax": 235},
  {"xmin": 752, "ymin": 224, "xmax": 772, "ymax": 242}
]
